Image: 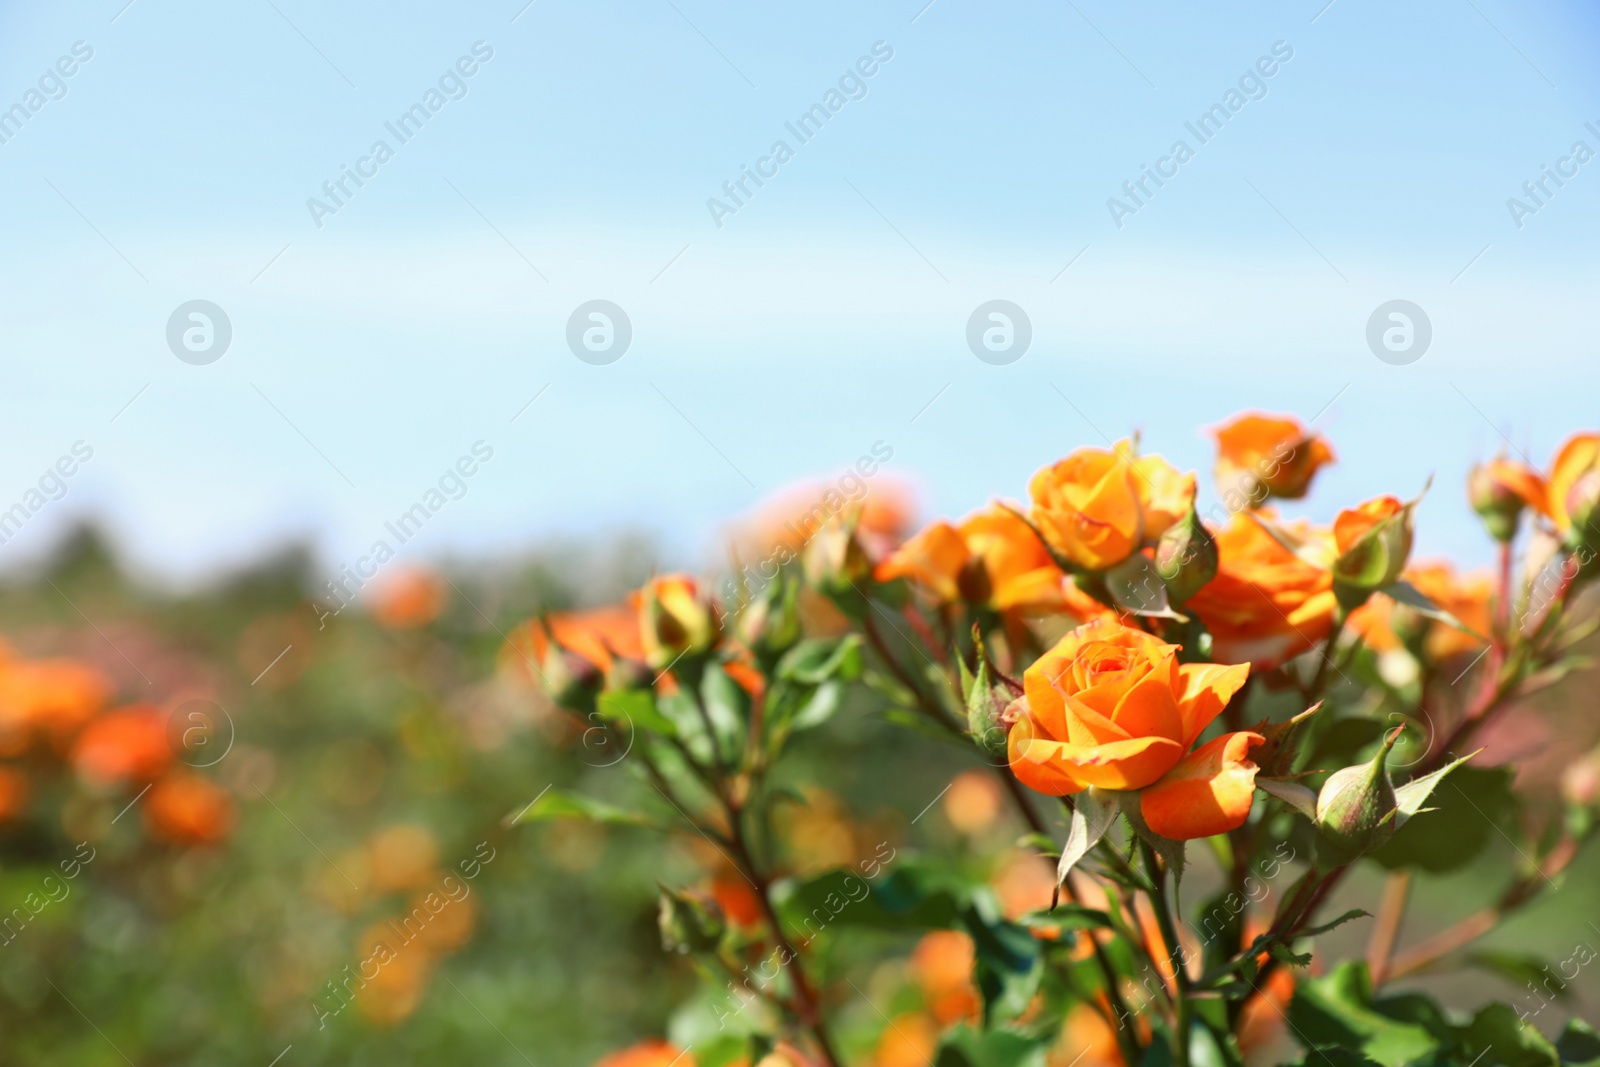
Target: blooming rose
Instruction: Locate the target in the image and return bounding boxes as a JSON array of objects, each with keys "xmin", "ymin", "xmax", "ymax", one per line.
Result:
[
  {"xmin": 1211, "ymin": 412, "xmax": 1335, "ymax": 502},
  {"xmin": 638, "ymin": 574, "xmax": 722, "ymax": 671},
  {"xmin": 1006, "ymin": 620, "xmax": 1259, "ymax": 839},
  {"xmin": 874, "ymin": 505, "xmax": 1067, "ymax": 612},
  {"xmin": 1028, "ymin": 442, "xmax": 1195, "ymax": 572},
  {"xmin": 1187, "ymin": 513, "xmax": 1337, "ymax": 669}
]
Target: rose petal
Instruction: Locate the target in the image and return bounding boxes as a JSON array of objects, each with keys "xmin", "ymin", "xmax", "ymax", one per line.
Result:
[{"xmin": 1140, "ymin": 731, "xmax": 1265, "ymax": 840}]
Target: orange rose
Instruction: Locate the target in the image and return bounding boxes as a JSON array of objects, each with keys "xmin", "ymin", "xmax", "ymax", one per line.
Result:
[
  {"xmin": 1211, "ymin": 412, "xmax": 1335, "ymax": 502},
  {"xmin": 1543, "ymin": 432, "xmax": 1600, "ymax": 537},
  {"xmin": 1007, "ymin": 620, "xmax": 1258, "ymax": 839},
  {"xmin": 1187, "ymin": 513, "xmax": 1337, "ymax": 669},
  {"xmin": 144, "ymin": 771, "xmax": 236, "ymax": 845},
  {"xmin": 874, "ymin": 505, "xmax": 1066, "ymax": 613},
  {"xmin": 1345, "ymin": 562, "xmax": 1491, "ymax": 661},
  {"xmin": 1028, "ymin": 442, "xmax": 1196, "ymax": 572}
]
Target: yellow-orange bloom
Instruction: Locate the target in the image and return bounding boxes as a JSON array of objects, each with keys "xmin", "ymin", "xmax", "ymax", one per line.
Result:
[
  {"xmin": 1469, "ymin": 458, "xmax": 1547, "ymax": 520},
  {"xmin": 638, "ymin": 574, "xmax": 721, "ymax": 671},
  {"xmin": 1211, "ymin": 412, "xmax": 1335, "ymax": 502},
  {"xmin": 1028, "ymin": 442, "xmax": 1195, "ymax": 572},
  {"xmin": 1544, "ymin": 432, "xmax": 1600, "ymax": 536},
  {"xmin": 1007, "ymin": 621, "xmax": 1253, "ymax": 827},
  {"xmin": 874, "ymin": 504, "xmax": 1067, "ymax": 612},
  {"xmin": 1187, "ymin": 513, "xmax": 1337, "ymax": 670},
  {"xmin": 144, "ymin": 771, "xmax": 236, "ymax": 845},
  {"xmin": 1139, "ymin": 729, "xmax": 1266, "ymax": 840},
  {"xmin": 1333, "ymin": 495, "xmax": 1402, "ymax": 556}
]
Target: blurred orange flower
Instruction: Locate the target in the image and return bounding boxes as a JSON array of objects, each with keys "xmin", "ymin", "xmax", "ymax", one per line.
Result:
[
  {"xmin": 0, "ymin": 765, "xmax": 28, "ymax": 821},
  {"xmin": 594, "ymin": 1039, "xmax": 693, "ymax": 1067},
  {"xmin": 638, "ymin": 574, "xmax": 721, "ymax": 671},
  {"xmin": 870, "ymin": 1011, "xmax": 938, "ymax": 1067},
  {"xmin": 144, "ymin": 771, "xmax": 236, "ymax": 844},
  {"xmin": 1211, "ymin": 412, "xmax": 1335, "ymax": 502},
  {"xmin": 941, "ymin": 769, "xmax": 1003, "ymax": 834},
  {"xmin": 71, "ymin": 706, "xmax": 172, "ymax": 787},
  {"xmin": 367, "ymin": 824, "xmax": 441, "ymax": 893},
  {"xmin": 875, "ymin": 505, "xmax": 1067, "ymax": 614},
  {"xmin": 1345, "ymin": 562, "xmax": 1492, "ymax": 662},
  {"xmin": 1187, "ymin": 512, "xmax": 1337, "ymax": 669},
  {"xmin": 910, "ymin": 930, "xmax": 980, "ymax": 1024},
  {"xmin": 1029, "ymin": 442, "xmax": 1195, "ymax": 573},
  {"xmin": 510, "ymin": 605, "xmax": 644, "ymax": 676},
  {"xmin": 0, "ymin": 657, "xmax": 112, "ymax": 748},
  {"xmin": 368, "ymin": 568, "xmax": 447, "ymax": 629}
]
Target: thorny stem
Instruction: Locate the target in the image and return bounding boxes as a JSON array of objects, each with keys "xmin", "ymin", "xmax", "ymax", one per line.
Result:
[
  {"xmin": 1140, "ymin": 840, "xmax": 1192, "ymax": 1067},
  {"xmin": 1365, "ymin": 870, "xmax": 1412, "ymax": 985}
]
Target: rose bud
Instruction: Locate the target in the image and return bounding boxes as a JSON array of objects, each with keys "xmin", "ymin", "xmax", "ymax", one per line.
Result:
[
  {"xmin": 657, "ymin": 885, "xmax": 726, "ymax": 955},
  {"xmin": 1468, "ymin": 459, "xmax": 1544, "ymax": 543},
  {"xmin": 605, "ymin": 654, "xmax": 656, "ymax": 693},
  {"xmin": 802, "ymin": 517, "xmax": 874, "ymax": 597},
  {"xmin": 1562, "ymin": 470, "xmax": 1600, "ymax": 553},
  {"xmin": 1154, "ymin": 506, "xmax": 1218, "ymax": 606},
  {"xmin": 1314, "ymin": 729, "xmax": 1403, "ymax": 866},
  {"xmin": 1331, "ymin": 495, "xmax": 1418, "ymax": 611},
  {"xmin": 963, "ymin": 654, "xmax": 1015, "ymax": 760},
  {"xmin": 736, "ymin": 575, "xmax": 802, "ymax": 663},
  {"xmin": 639, "ymin": 575, "xmax": 722, "ymax": 672}
]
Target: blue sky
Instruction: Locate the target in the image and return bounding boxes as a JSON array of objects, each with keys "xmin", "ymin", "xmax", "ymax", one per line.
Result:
[{"xmin": 1, "ymin": 0, "xmax": 1597, "ymax": 585}]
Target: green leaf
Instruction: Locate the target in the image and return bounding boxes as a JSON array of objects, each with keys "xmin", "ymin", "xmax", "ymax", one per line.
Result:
[
  {"xmin": 934, "ymin": 1025, "xmax": 1051, "ymax": 1067},
  {"xmin": 1393, "ymin": 751, "xmax": 1478, "ymax": 820},
  {"xmin": 1104, "ymin": 553, "xmax": 1189, "ymax": 621},
  {"xmin": 507, "ymin": 788, "xmax": 666, "ymax": 829},
  {"xmin": 1381, "ymin": 579, "xmax": 1487, "ymax": 642},
  {"xmin": 1298, "ymin": 908, "xmax": 1371, "ymax": 939},
  {"xmin": 778, "ymin": 635, "xmax": 862, "ymax": 685},
  {"xmin": 780, "ymin": 862, "xmax": 965, "ymax": 933},
  {"xmin": 1557, "ymin": 1019, "xmax": 1600, "ymax": 1066},
  {"xmin": 789, "ymin": 679, "xmax": 845, "ymax": 732},
  {"xmin": 597, "ymin": 688, "xmax": 677, "ymax": 736},
  {"xmin": 1371, "ymin": 766, "xmax": 1515, "ymax": 873},
  {"xmin": 1057, "ymin": 789, "xmax": 1117, "ymax": 891},
  {"xmin": 964, "ymin": 899, "xmax": 1042, "ymax": 1025},
  {"xmin": 1458, "ymin": 1002, "xmax": 1560, "ymax": 1067},
  {"xmin": 1289, "ymin": 963, "xmax": 1438, "ymax": 1067},
  {"xmin": 1258, "ymin": 776, "xmax": 1319, "ymax": 819}
]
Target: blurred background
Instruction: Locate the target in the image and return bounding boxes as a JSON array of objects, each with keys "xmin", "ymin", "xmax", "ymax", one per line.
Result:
[{"xmin": 2, "ymin": 0, "xmax": 1598, "ymax": 1063}]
